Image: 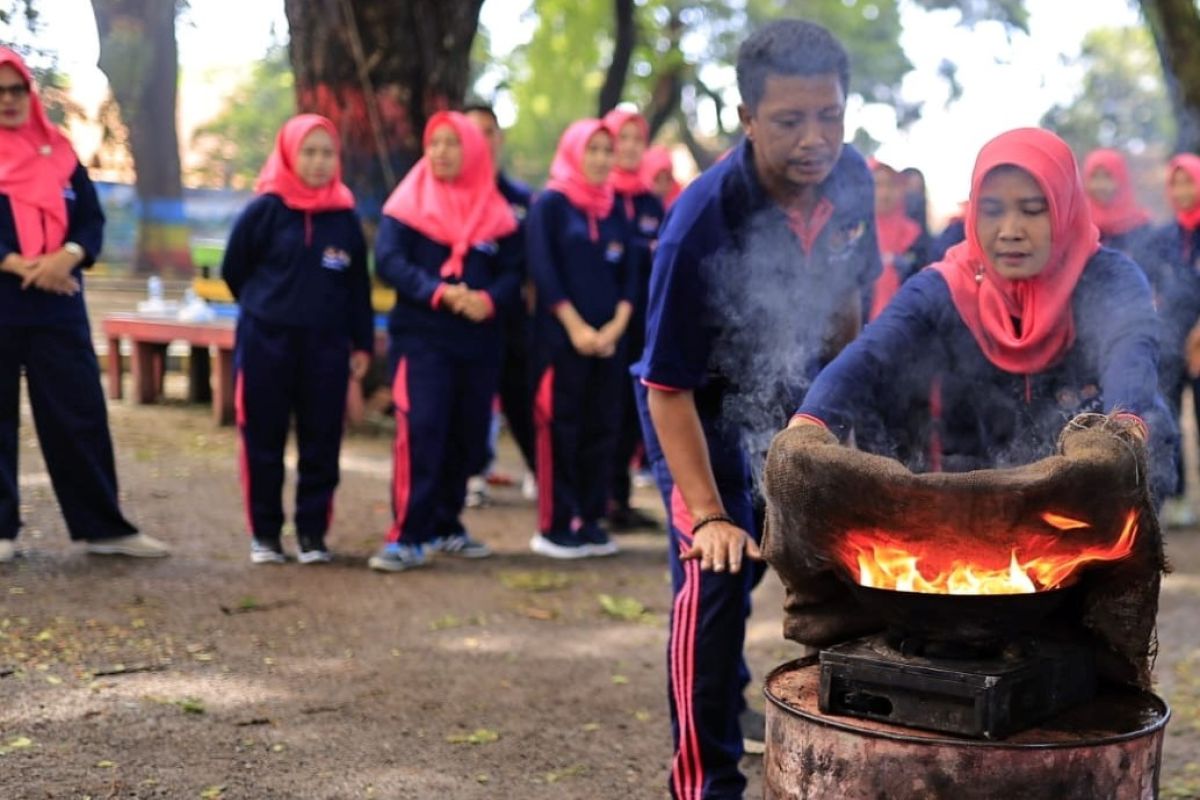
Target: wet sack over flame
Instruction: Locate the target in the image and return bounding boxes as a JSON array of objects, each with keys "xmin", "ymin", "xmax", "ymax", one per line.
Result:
[{"xmin": 762, "ymin": 412, "xmax": 1165, "ymax": 687}]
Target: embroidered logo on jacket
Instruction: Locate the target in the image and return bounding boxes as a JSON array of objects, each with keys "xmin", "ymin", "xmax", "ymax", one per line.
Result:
[
  {"xmin": 321, "ymin": 247, "xmax": 351, "ymax": 271},
  {"xmin": 475, "ymin": 240, "xmax": 499, "ymax": 255},
  {"xmin": 638, "ymin": 214, "xmax": 660, "ymax": 235},
  {"xmin": 824, "ymin": 219, "xmax": 867, "ymax": 256},
  {"xmin": 604, "ymin": 241, "xmax": 625, "ymax": 263},
  {"xmin": 62, "ymin": 187, "xmax": 76, "ymax": 201}
]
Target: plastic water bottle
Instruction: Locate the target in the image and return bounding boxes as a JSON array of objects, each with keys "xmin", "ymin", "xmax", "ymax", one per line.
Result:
[{"xmin": 147, "ymin": 275, "xmax": 163, "ymax": 303}]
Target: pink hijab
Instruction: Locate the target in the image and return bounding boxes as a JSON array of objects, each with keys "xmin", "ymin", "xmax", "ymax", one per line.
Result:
[
  {"xmin": 382, "ymin": 111, "xmax": 517, "ymax": 279},
  {"xmin": 545, "ymin": 119, "xmax": 615, "ymax": 241},
  {"xmin": 1081, "ymin": 149, "xmax": 1149, "ymax": 238},
  {"xmin": 254, "ymin": 114, "xmax": 355, "ymax": 212},
  {"xmin": 603, "ymin": 108, "xmax": 650, "ymax": 213},
  {"xmin": 932, "ymin": 128, "xmax": 1099, "ymax": 374},
  {"xmin": 1167, "ymin": 153, "xmax": 1200, "ymax": 232},
  {"xmin": 0, "ymin": 48, "xmax": 79, "ymax": 258}
]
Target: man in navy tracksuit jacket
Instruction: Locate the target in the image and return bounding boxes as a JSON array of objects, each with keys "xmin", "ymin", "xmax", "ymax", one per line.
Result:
[
  {"xmin": 465, "ymin": 104, "xmax": 538, "ymax": 481},
  {"xmin": 221, "ymin": 191, "xmax": 374, "ymax": 559},
  {"xmin": 633, "ymin": 21, "xmax": 881, "ymax": 799}
]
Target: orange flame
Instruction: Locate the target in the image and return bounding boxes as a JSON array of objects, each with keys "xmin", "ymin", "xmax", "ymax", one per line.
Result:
[{"xmin": 840, "ymin": 510, "xmax": 1139, "ymax": 595}]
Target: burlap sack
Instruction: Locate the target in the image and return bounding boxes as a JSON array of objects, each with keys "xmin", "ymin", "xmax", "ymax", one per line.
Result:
[{"xmin": 762, "ymin": 413, "xmax": 1164, "ymax": 687}]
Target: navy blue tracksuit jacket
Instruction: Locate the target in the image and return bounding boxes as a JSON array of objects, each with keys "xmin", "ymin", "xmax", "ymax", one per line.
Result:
[{"xmin": 797, "ymin": 250, "xmax": 1177, "ymax": 501}]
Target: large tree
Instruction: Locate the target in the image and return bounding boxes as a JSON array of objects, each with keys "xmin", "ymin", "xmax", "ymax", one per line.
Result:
[
  {"xmin": 91, "ymin": 0, "xmax": 191, "ymax": 276},
  {"xmin": 283, "ymin": 0, "xmax": 486, "ymax": 214},
  {"xmin": 1140, "ymin": 0, "xmax": 1200, "ymax": 153},
  {"xmin": 191, "ymin": 45, "xmax": 295, "ymax": 190}
]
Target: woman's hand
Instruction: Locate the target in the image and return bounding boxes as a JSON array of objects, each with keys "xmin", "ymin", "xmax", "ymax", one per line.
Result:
[
  {"xmin": 349, "ymin": 350, "xmax": 371, "ymax": 381},
  {"xmin": 457, "ymin": 291, "xmax": 493, "ymax": 323},
  {"xmin": 1, "ymin": 252, "xmax": 33, "ymax": 279},
  {"xmin": 567, "ymin": 323, "xmax": 600, "ymax": 356},
  {"xmin": 21, "ymin": 249, "xmax": 80, "ymax": 295},
  {"xmin": 681, "ymin": 518, "xmax": 762, "ymax": 573}
]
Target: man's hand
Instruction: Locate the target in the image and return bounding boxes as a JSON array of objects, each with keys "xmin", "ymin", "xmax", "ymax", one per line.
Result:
[
  {"xmin": 21, "ymin": 249, "xmax": 80, "ymax": 295},
  {"xmin": 681, "ymin": 519, "xmax": 763, "ymax": 573}
]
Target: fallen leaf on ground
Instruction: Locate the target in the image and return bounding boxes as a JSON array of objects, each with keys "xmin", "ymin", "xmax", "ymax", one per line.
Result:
[
  {"xmin": 499, "ymin": 571, "xmax": 571, "ymax": 592},
  {"xmin": 446, "ymin": 728, "xmax": 500, "ymax": 745}
]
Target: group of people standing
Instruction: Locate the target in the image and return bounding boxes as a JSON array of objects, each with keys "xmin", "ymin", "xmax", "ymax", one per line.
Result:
[
  {"xmin": 223, "ymin": 101, "xmax": 677, "ymax": 570},
  {"xmin": 3, "ymin": 15, "xmax": 1200, "ymax": 799}
]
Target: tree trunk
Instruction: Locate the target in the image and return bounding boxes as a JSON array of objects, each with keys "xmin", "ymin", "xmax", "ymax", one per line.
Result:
[
  {"xmin": 283, "ymin": 0, "xmax": 485, "ymax": 214},
  {"xmin": 92, "ymin": 0, "xmax": 191, "ymax": 276},
  {"xmin": 597, "ymin": 0, "xmax": 636, "ymax": 116},
  {"xmin": 1141, "ymin": 0, "xmax": 1200, "ymax": 153}
]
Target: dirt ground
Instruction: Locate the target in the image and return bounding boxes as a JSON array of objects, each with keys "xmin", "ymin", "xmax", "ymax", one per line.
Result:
[{"xmin": 0, "ymin": 290, "xmax": 1198, "ymax": 799}]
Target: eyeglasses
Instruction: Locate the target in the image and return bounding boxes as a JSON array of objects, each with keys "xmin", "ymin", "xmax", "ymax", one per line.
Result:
[{"xmin": 0, "ymin": 83, "xmax": 30, "ymax": 100}]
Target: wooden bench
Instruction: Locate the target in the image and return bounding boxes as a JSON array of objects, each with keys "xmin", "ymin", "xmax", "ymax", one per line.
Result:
[{"xmin": 101, "ymin": 314, "xmax": 238, "ymax": 425}]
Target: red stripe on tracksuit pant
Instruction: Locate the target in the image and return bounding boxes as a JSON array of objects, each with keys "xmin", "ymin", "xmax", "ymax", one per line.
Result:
[
  {"xmin": 385, "ymin": 339, "xmax": 500, "ymax": 546},
  {"xmin": 234, "ymin": 314, "xmax": 350, "ymax": 543},
  {"xmin": 635, "ymin": 380, "xmax": 765, "ymax": 799}
]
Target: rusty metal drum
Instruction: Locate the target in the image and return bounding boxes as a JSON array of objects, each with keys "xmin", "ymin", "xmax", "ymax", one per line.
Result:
[{"xmin": 764, "ymin": 657, "xmax": 1170, "ymax": 800}]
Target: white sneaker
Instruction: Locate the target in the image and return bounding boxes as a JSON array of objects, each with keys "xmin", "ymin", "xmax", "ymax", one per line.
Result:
[
  {"xmin": 0, "ymin": 540, "xmax": 14, "ymax": 563},
  {"xmin": 520, "ymin": 472, "xmax": 538, "ymax": 501},
  {"xmin": 465, "ymin": 476, "xmax": 489, "ymax": 508},
  {"xmin": 86, "ymin": 533, "xmax": 171, "ymax": 558}
]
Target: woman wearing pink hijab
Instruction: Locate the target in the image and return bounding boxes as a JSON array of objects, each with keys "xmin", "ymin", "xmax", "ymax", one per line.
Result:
[
  {"xmin": 368, "ymin": 111, "xmax": 520, "ymax": 573},
  {"xmin": 528, "ymin": 119, "xmax": 637, "ymax": 559},
  {"xmin": 0, "ymin": 47, "xmax": 168, "ymax": 563},
  {"xmin": 1081, "ymin": 148, "xmax": 1152, "ymax": 255},
  {"xmin": 222, "ymin": 114, "xmax": 374, "ymax": 565}
]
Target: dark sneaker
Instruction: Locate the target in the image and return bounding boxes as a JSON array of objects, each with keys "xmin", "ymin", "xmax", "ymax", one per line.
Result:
[
  {"xmin": 250, "ymin": 538, "xmax": 287, "ymax": 565},
  {"xmin": 368, "ymin": 543, "xmax": 427, "ymax": 572},
  {"xmin": 529, "ymin": 530, "xmax": 592, "ymax": 560},
  {"xmin": 86, "ymin": 533, "xmax": 171, "ymax": 558},
  {"xmin": 429, "ymin": 532, "xmax": 492, "ymax": 559},
  {"xmin": 608, "ymin": 505, "xmax": 661, "ymax": 532},
  {"xmin": 579, "ymin": 524, "xmax": 619, "ymax": 557},
  {"xmin": 740, "ymin": 707, "xmax": 765, "ymax": 756}
]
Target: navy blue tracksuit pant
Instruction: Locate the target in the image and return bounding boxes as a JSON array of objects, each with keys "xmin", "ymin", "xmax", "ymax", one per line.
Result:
[
  {"xmin": 235, "ymin": 314, "xmax": 349, "ymax": 543},
  {"xmin": 635, "ymin": 381, "xmax": 765, "ymax": 800},
  {"xmin": 534, "ymin": 345, "xmax": 625, "ymax": 534},
  {"xmin": 0, "ymin": 322, "xmax": 137, "ymax": 542},
  {"xmin": 386, "ymin": 339, "xmax": 499, "ymax": 546}
]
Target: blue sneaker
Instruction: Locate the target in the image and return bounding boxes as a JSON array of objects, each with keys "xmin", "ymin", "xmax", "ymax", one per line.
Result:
[
  {"xmin": 578, "ymin": 523, "xmax": 619, "ymax": 557},
  {"xmin": 529, "ymin": 530, "xmax": 591, "ymax": 560},
  {"xmin": 429, "ymin": 532, "xmax": 492, "ymax": 559},
  {"xmin": 368, "ymin": 542, "xmax": 427, "ymax": 572}
]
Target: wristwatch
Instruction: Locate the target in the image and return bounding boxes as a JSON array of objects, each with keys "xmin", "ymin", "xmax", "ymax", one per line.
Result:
[{"xmin": 63, "ymin": 242, "xmax": 84, "ymax": 259}]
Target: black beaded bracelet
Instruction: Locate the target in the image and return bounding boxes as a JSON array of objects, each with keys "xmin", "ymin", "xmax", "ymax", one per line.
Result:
[{"xmin": 691, "ymin": 513, "xmax": 736, "ymax": 536}]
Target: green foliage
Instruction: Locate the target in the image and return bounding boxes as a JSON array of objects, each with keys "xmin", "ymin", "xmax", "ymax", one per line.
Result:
[
  {"xmin": 909, "ymin": 0, "xmax": 1028, "ymax": 33},
  {"xmin": 1040, "ymin": 25, "xmax": 1174, "ymax": 155},
  {"xmin": 496, "ymin": 0, "xmax": 914, "ymax": 183},
  {"xmin": 190, "ymin": 45, "xmax": 295, "ymax": 188}
]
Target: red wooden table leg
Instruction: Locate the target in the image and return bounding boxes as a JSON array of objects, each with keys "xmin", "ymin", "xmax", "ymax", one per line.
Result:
[
  {"xmin": 106, "ymin": 336, "xmax": 123, "ymax": 400},
  {"xmin": 212, "ymin": 347, "xmax": 236, "ymax": 425}
]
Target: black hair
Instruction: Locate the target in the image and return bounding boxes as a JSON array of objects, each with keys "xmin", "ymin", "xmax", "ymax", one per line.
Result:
[
  {"xmin": 461, "ymin": 102, "xmax": 497, "ymax": 123},
  {"xmin": 736, "ymin": 20, "xmax": 850, "ymax": 112}
]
